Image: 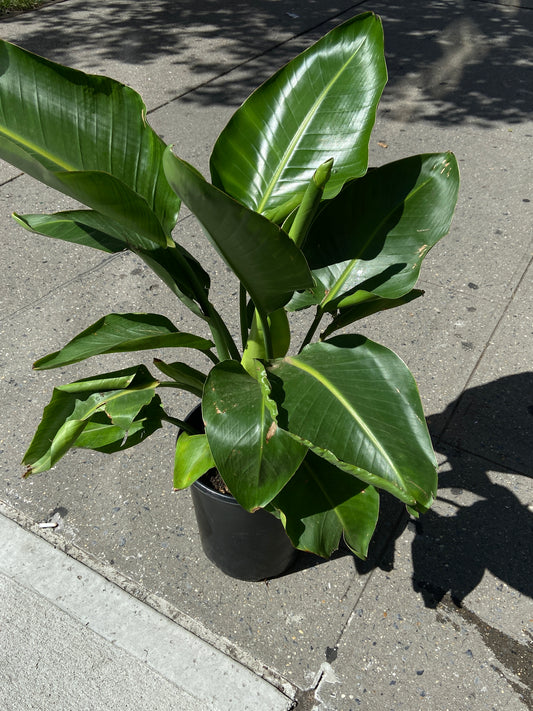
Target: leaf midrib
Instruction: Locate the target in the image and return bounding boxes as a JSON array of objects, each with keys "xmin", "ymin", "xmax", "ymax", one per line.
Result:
[
  {"xmin": 0, "ymin": 124, "xmax": 75, "ymax": 171},
  {"xmin": 256, "ymin": 35, "xmax": 369, "ymax": 214},
  {"xmin": 285, "ymin": 354, "xmax": 399, "ymax": 479},
  {"xmin": 321, "ymin": 173, "xmax": 434, "ymax": 307}
]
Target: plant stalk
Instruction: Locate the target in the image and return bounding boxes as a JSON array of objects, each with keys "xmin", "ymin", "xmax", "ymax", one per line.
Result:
[
  {"xmin": 161, "ymin": 413, "xmax": 199, "ymax": 435},
  {"xmin": 163, "ymin": 242, "xmax": 240, "ymax": 362}
]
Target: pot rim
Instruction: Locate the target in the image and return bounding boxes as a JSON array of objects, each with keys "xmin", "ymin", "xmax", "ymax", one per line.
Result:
[{"xmin": 192, "ymin": 475, "xmax": 241, "ymax": 505}]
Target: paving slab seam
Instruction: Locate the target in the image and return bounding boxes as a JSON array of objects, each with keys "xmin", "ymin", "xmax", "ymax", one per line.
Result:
[
  {"xmin": 436, "ymin": 253, "xmax": 533, "ymax": 446},
  {"xmin": 0, "ymin": 169, "xmax": 23, "ymax": 188},
  {"xmin": 416, "ymin": 277, "xmax": 524, "ymax": 305},
  {"xmin": 293, "ymin": 509, "xmax": 410, "ymax": 707},
  {"xmin": 0, "ymin": 250, "xmax": 122, "ymax": 326},
  {"xmin": 435, "ymin": 443, "xmax": 532, "ymax": 478},
  {"xmin": 0, "ymin": 498, "xmax": 300, "ymax": 702},
  {"xmin": 143, "ymin": 0, "xmax": 371, "ymax": 117}
]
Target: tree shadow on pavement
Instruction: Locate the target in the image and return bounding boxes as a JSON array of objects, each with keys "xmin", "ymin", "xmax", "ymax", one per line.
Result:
[{"xmin": 4, "ymin": 0, "xmax": 532, "ymax": 122}]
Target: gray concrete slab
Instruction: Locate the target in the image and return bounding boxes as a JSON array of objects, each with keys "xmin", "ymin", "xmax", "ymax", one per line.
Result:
[
  {"xmin": 313, "ymin": 451, "xmax": 533, "ymax": 709},
  {"xmin": 0, "ymin": 0, "xmax": 359, "ymax": 110},
  {"xmin": 0, "ymin": 175, "xmax": 109, "ymax": 316},
  {"xmin": 0, "ymin": 512, "xmax": 294, "ymax": 710},
  {"xmin": 441, "ymin": 258, "xmax": 533, "ymax": 474},
  {"xmin": 0, "ymin": 0, "xmax": 532, "ymax": 705}
]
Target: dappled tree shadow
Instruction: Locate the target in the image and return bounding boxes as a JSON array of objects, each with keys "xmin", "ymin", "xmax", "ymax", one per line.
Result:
[
  {"xmin": 3, "ymin": 0, "xmax": 532, "ymax": 123},
  {"xmin": 376, "ymin": 0, "xmax": 533, "ymax": 126}
]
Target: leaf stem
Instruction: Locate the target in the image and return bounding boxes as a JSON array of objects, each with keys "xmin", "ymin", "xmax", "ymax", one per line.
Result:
[
  {"xmin": 299, "ymin": 307, "xmax": 324, "ymax": 351},
  {"xmin": 159, "ymin": 241, "xmax": 239, "ymax": 362},
  {"xmin": 205, "ymin": 306, "xmax": 240, "ymax": 361},
  {"xmin": 161, "ymin": 413, "xmax": 200, "ymax": 434},
  {"xmin": 239, "ymin": 283, "xmax": 249, "ymax": 350},
  {"xmin": 257, "ymin": 308, "xmax": 274, "ymax": 360}
]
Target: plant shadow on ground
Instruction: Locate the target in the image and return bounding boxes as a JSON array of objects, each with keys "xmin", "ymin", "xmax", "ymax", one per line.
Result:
[
  {"xmin": 412, "ymin": 372, "xmax": 533, "ymax": 608},
  {"xmin": 287, "ymin": 373, "xmax": 533, "ymax": 614},
  {"xmin": 4, "ymin": 0, "xmax": 532, "ymax": 125}
]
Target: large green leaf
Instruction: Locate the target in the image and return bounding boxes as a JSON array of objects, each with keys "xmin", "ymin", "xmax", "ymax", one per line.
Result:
[
  {"xmin": 14, "ymin": 211, "xmax": 130, "ymax": 253},
  {"xmin": 174, "ymin": 433, "xmax": 215, "ymax": 489},
  {"xmin": 321, "ymin": 289, "xmax": 425, "ymax": 339},
  {"xmin": 202, "ymin": 360, "xmax": 307, "ymax": 510},
  {"xmin": 273, "ymin": 451, "xmax": 380, "ymax": 558},
  {"xmin": 303, "ymin": 153, "xmax": 460, "ymax": 307},
  {"xmin": 14, "ymin": 211, "xmax": 211, "ymax": 318},
  {"xmin": 210, "ymin": 12, "xmax": 387, "ymax": 222},
  {"xmin": 0, "ymin": 40, "xmax": 180, "ymax": 245},
  {"xmin": 22, "ymin": 365, "xmax": 159, "ymax": 475},
  {"xmin": 267, "ymin": 336, "xmax": 437, "ymax": 510},
  {"xmin": 163, "ymin": 151, "xmax": 314, "ymax": 314},
  {"xmin": 33, "ymin": 313, "xmax": 215, "ymax": 370}
]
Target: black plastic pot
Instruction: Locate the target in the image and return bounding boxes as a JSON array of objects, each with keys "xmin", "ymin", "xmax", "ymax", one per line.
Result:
[
  {"xmin": 182, "ymin": 406, "xmax": 297, "ymax": 581},
  {"xmin": 191, "ymin": 478, "xmax": 297, "ymax": 580}
]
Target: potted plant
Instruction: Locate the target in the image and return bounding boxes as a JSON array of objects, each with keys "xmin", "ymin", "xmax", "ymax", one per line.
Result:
[{"xmin": 0, "ymin": 12, "xmax": 459, "ymax": 579}]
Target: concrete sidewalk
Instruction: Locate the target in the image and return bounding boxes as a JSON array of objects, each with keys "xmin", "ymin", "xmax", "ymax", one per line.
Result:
[
  {"xmin": 0, "ymin": 512, "xmax": 293, "ymax": 710},
  {"xmin": 1, "ymin": 0, "xmax": 532, "ymax": 709}
]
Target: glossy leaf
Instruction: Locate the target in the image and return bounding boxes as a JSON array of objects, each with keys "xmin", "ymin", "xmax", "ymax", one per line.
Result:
[
  {"xmin": 202, "ymin": 361, "xmax": 307, "ymax": 510},
  {"xmin": 267, "ymin": 336, "xmax": 437, "ymax": 510},
  {"xmin": 22, "ymin": 365, "xmax": 159, "ymax": 475},
  {"xmin": 174, "ymin": 433, "xmax": 215, "ymax": 489},
  {"xmin": 210, "ymin": 12, "xmax": 387, "ymax": 222},
  {"xmin": 14, "ymin": 211, "xmax": 130, "ymax": 253},
  {"xmin": 0, "ymin": 40, "xmax": 180, "ymax": 244},
  {"xmin": 137, "ymin": 244, "xmax": 211, "ymax": 318},
  {"xmin": 14, "ymin": 210, "xmax": 211, "ymax": 318},
  {"xmin": 321, "ymin": 289, "xmax": 425, "ymax": 338},
  {"xmin": 163, "ymin": 150, "xmax": 313, "ymax": 314},
  {"xmin": 273, "ymin": 451, "xmax": 380, "ymax": 558},
  {"xmin": 33, "ymin": 313, "xmax": 214, "ymax": 370},
  {"xmin": 303, "ymin": 153, "xmax": 460, "ymax": 307}
]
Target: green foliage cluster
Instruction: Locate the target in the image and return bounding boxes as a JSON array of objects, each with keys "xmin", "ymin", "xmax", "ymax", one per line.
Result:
[
  {"xmin": 0, "ymin": 0, "xmax": 44, "ymax": 15},
  {"xmin": 0, "ymin": 13, "xmax": 459, "ymax": 559}
]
